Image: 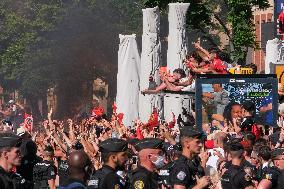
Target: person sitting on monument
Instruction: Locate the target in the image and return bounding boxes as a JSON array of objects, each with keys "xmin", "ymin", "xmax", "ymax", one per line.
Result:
[
  {"xmin": 142, "ymin": 68, "xmax": 186, "ymax": 95},
  {"xmin": 164, "ymin": 70, "xmax": 196, "ymax": 92}
]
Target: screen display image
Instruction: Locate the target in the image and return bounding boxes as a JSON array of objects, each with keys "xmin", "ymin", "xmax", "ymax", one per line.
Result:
[{"xmin": 195, "ymin": 75, "xmax": 278, "ymax": 132}]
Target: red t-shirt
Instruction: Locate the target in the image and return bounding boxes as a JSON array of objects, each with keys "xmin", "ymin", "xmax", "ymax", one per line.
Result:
[{"xmin": 210, "ymin": 58, "xmax": 227, "ymax": 74}]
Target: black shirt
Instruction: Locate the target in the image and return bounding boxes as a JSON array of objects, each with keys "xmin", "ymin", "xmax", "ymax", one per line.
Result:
[
  {"xmin": 0, "ymin": 166, "xmax": 32, "ymax": 189},
  {"xmin": 262, "ymin": 166, "xmax": 284, "ymax": 189},
  {"xmin": 221, "ymin": 160, "xmax": 255, "ymax": 189},
  {"xmin": 17, "ymin": 153, "xmax": 42, "ymax": 182},
  {"xmin": 33, "ymin": 160, "xmax": 57, "ymax": 189},
  {"xmin": 58, "ymin": 159, "xmax": 69, "ymax": 186},
  {"xmin": 277, "ymin": 170, "xmax": 284, "ymax": 189},
  {"xmin": 159, "ymin": 161, "xmax": 175, "ymax": 187},
  {"xmin": 88, "ymin": 165, "xmax": 122, "ymax": 189},
  {"xmin": 129, "ymin": 165, "xmax": 159, "ymax": 189},
  {"xmin": 169, "ymin": 155, "xmax": 204, "ymax": 189},
  {"xmin": 240, "ymin": 116, "xmax": 255, "ymax": 132}
]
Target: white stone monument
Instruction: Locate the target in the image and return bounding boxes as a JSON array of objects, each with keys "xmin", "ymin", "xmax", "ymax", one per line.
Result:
[
  {"xmin": 139, "ymin": 6, "xmax": 162, "ymax": 123},
  {"xmin": 116, "ymin": 34, "xmax": 140, "ymax": 127},
  {"xmin": 265, "ymin": 38, "xmax": 281, "ymax": 74},
  {"xmin": 164, "ymin": 3, "xmax": 190, "ymax": 123}
]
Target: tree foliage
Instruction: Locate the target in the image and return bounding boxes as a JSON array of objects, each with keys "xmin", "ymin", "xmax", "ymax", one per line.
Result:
[
  {"xmin": 0, "ymin": 0, "xmax": 143, "ymax": 118},
  {"xmin": 143, "ymin": 0, "xmax": 270, "ymax": 63}
]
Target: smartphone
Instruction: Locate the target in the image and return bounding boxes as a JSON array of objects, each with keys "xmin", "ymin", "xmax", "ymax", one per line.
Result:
[
  {"xmin": 154, "ymin": 126, "xmax": 159, "ymax": 133},
  {"xmin": 132, "ymin": 156, "xmax": 138, "ymax": 165},
  {"xmin": 154, "ymin": 126, "xmax": 159, "ymax": 138}
]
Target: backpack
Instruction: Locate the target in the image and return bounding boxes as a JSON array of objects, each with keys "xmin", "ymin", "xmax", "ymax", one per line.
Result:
[{"xmin": 58, "ymin": 182, "xmax": 87, "ymax": 189}]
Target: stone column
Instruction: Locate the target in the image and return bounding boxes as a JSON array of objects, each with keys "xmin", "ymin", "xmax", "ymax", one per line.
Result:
[
  {"xmin": 139, "ymin": 6, "xmax": 162, "ymax": 123},
  {"xmin": 116, "ymin": 34, "xmax": 140, "ymax": 127},
  {"xmin": 265, "ymin": 38, "xmax": 281, "ymax": 74},
  {"xmin": 164, "ymin": 3, "xmax": 190, "ymax": 124}
]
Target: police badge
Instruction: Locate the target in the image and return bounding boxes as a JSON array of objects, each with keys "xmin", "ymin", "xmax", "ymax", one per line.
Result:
[
  {"xmin": 244, "ymin": 167, "xmax": 253, "ymax": 181},
  {"xmin": 177, "ymin": 171, "xmax": 186, "ymax": 181},
  {"xmin": 134, "ymin": 180, "xmax": 144, "ymax": 189}
]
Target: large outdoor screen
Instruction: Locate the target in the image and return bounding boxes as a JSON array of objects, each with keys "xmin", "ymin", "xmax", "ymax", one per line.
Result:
[{"xmin": 195, "ymin": 74, "xmax": 278, "ymax": 130}]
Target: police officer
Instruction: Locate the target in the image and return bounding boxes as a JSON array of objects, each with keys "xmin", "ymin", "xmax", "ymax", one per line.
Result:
[
  {"xmin": 256, "ymin": 145, "xmax": 271, "ymax": 181},
  {"xmin": 0, "ymin": 132, "xmax": 32, "ymax": 189},
  {"xmin": 88, "ymin": 138, "xmax": 128, "ymax": 189},
  {"xmin": 129, "ymin": 138, "xmax": 164, "ymax": 189},
  {"xmin": 169, "ymin": 127, "xmax": 210, "ymax": 189},
  {"xmin": 33, "ymin": 145, "xmax": 57, "ymax": 189},
  {"xmin": 60, "ymin": 150, "xmax": 92, "ymax": 188},
  {"xmin": 57, "ymin": 152, "xmax": 69, "ymax": 186},
  {"xmin": 57, "ymin": 141, "xmax": 84, "ymax": 186},
  {"xmin": 258, "ymin": 148, "xmax": 284, "ymax": 189},
  {"xmin": 221, "ymin": 142, "xmax": 255, "ymax": 189},
  {"xmin": 17, "ymin": 135, "xmax": 42, "ymax": 183},
  {"xmin": 159, "ymin": 143, "xmax": 181, "ymax": 188}
]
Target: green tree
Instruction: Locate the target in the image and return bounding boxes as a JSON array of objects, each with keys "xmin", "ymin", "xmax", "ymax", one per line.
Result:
[
  {"xmin": 142, "ymin": 0, "xmax": 270, "ymax": 64},
  {"xmin": 0, "ymin": 0, "xmax": 143, "ymax": 119},
  {"xmin": 0, "ymin": 0, "xmax": 69, "ymax": 118}
]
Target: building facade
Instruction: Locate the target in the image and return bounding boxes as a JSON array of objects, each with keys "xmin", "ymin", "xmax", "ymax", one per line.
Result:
[{"xmin": 252, "ymin": 0, "xmax": 275, "ymax": 71}]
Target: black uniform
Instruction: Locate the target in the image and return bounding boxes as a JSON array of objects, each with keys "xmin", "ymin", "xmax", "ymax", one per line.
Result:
[
  {"xmin": 159, "ymin": 161, "xmax": 175, "ymax": 188},
  {"xmin": 17, "ymin": 154, "xmax": 42, "ymax": 182},
  {"xmin": 33, "ymin": 160, "xmax": 57, "ymax": 189},
  {"xmin": 129, "ymin": 166, "xmax": 159, "ymax": 189},
  {"xmin": 58, "ymin": 159, "xmax": 69, "ymax": 186},
  {"xmin": 0, "ymin": 132, "xmax": 32, "ymax": 189},
  {"xmin": 88, "ymin": 165, "xmax": 122, "ymax": 189},
  {"xmin": 256, "ymin": 164, "xmax": 271, "ymax": 181},
  {"xmin": 0, "ymin": 166, "xmax": 33, "ymax": 189},
  {"xmin": 169, "ymin": 155, "xmax": 205, "ymax": 188},
  {"xmin": 262, "ymin": 166, "xmax": 284, "ymax": 189},
  {"xmin": 88, "ymin": 138, "xmax": 129, "ymax": 189},
  {"xmin": 129, "ymin": 138, "xmax": 164, "ymax": 189},
  {"xmin": 221, "ymin": 160, "xmax": 255, "ymax": 189}
]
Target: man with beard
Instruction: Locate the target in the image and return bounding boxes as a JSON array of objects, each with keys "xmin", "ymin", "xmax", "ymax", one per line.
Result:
[{"xmin": 88, "ymin": 138, "xmax": 128, "ymax": 189}]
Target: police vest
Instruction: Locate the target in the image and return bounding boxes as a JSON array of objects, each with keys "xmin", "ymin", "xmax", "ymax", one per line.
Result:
[
  {"xmin": 0, "ymin": 170, "xmax": 31, "ymax": 189},
  {"xmin": 33, "ymin": 161, "xmax": 56, "ymax": 189},
  {"xmin": 88, "ymin": 167, "xmax": 113, "ymax": 189},
  {"xmin": 159, "ymin": 161, "xmax": 175, "ymax": 188}
]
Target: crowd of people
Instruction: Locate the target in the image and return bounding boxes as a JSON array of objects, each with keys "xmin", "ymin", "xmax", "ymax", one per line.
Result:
[{"xmin": 0, "ymin": 43, "xmax": 283, "ymax": 189}]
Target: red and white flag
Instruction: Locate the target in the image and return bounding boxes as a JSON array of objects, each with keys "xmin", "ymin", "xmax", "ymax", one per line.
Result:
[{"xmin": 24, "ymin": 113, "xmax": 33, "ymax": 133}]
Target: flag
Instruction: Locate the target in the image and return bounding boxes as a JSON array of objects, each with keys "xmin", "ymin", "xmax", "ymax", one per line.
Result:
[
  {"xmin": 136, "ymin": 126, "xmax": 143, "ymax": 140},
  {"xmin": 168, "ymin": 112, "xmax": 176, "ymax": 129},
  {"xmin": 112, "ymin": 102, "xmax": 117, "ymax": 114},
  {"xmin": 117, "ymin": 113, "xmax": 124, "ymax": 125},
  {"xmin": 92, "ymin": 106, "xmax": 105, "ymax": 118},
  {"xmin": 24, "ymin": 113, "xmax": 33, "ymax": 133},
  {"xmin": 147, "ymin": 108, "xmax": 159, "ymax": 131}
]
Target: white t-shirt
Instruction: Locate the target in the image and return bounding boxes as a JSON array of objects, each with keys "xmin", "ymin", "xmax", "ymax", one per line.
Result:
[
  {"xmin": 205, "ymin": 147, "xmax": 224, "ymax": 176},
  {"xmin": 181, "ymin": 80, "xmax": 195, "ymax": 92}
]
